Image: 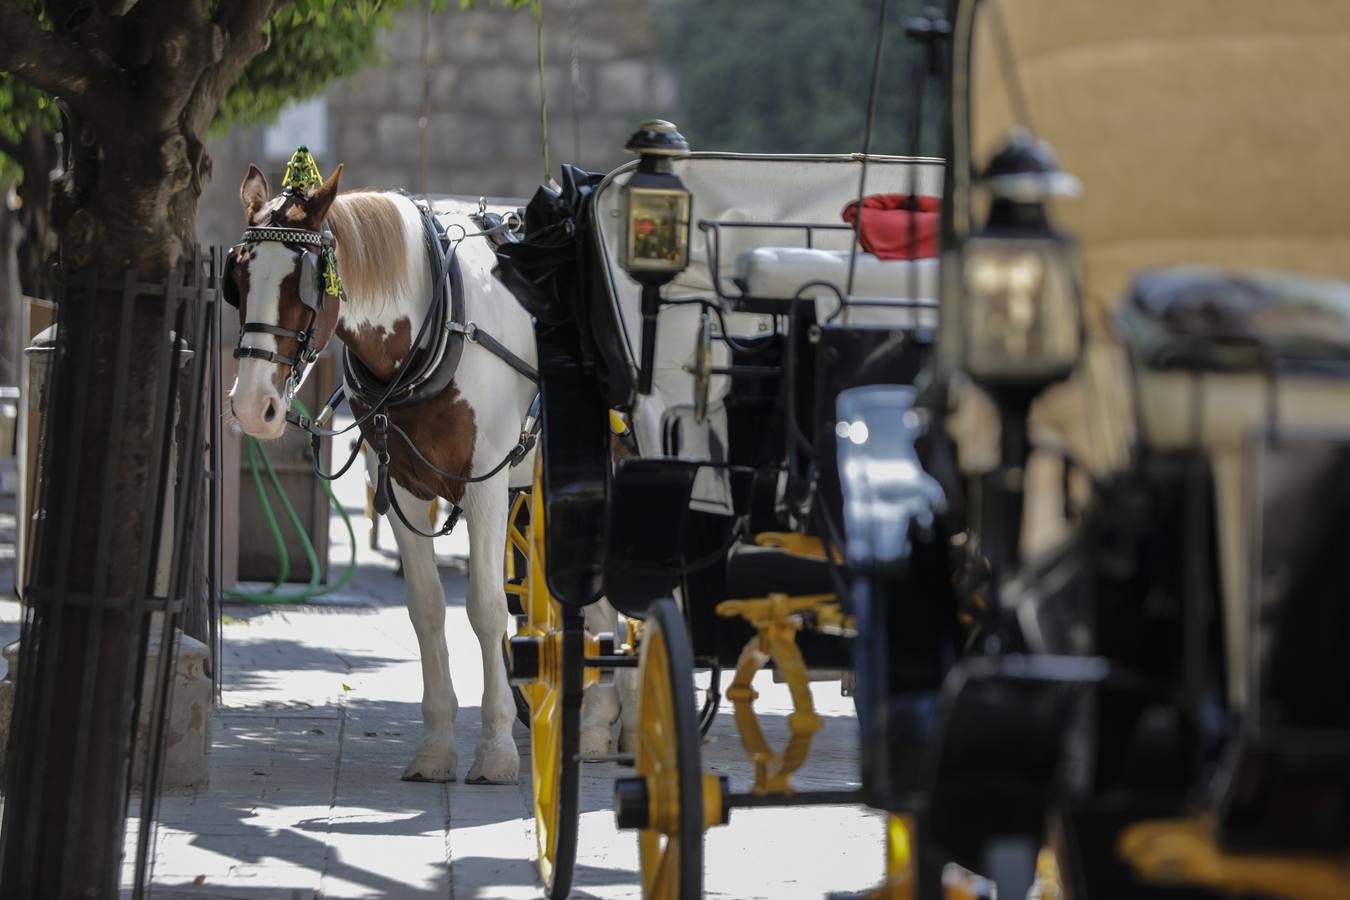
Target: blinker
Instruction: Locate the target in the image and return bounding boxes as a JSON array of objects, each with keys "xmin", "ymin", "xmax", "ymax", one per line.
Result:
[
  {"xmin": 222, "ymin": 245, "xmax": 242, "ymax": 309},
  {"xmin": 298, "ymin": 250, "xmax": 321, "ymax": 311}
]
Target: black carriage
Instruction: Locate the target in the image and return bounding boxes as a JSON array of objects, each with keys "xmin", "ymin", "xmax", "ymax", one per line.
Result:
[
  {"xmin": 846, "ymin": 2, "xmax": 1350, "ymax": 898},
  {"xmin": 496, "ymin": 128, "xmax": 954, "ymax": 897}
]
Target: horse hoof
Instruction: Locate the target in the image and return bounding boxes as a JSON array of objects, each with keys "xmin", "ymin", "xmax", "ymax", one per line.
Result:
[
  {"xmin": 402, "ymin": 768, "xmax": 456, "ymax": 783},
  {"xmin": 402, "ymin": 747, "xmax": 458, "ymax": 783},
  {"xmin": 465, "ymin": 741, "xmax": 519, "ymax": 784},
  {"xmin": 580, "ymin": 725, "xmax": 613, "ymax": 759}
]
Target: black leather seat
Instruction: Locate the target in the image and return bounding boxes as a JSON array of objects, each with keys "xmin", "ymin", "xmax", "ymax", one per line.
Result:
[{"xmin": 1117, "ymin": 266, "xmax": 1350, "ymax": 372}]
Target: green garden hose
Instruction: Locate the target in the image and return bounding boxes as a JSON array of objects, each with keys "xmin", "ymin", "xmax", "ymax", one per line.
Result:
[{"xmin": 223, "ymin": 399, "xmax": 358, "ymax": 604}]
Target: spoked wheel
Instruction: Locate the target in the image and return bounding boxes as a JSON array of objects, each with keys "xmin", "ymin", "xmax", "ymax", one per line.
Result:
[
  {"xmin": 503, "ymin": 491, "xmax": 533, "ymax": 728},
  {"xmin": 527, "ymin": 608, "xmax": 582, "ymax": 899},
  {"xmin": 507, "ymin": 471, "xmax": 582, "ymax": 900},
  {"xmin": 615, "ymin": 598, "xmax": 708, "ymax": 900}
]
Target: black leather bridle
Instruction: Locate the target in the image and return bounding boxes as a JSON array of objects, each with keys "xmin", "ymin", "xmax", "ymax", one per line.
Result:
[{"xmin": 223, "ymin": 223, "xmax": 340, "ymax": 400}]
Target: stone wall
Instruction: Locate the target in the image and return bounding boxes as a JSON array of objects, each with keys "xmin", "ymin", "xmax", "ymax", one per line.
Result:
[{"xmin": 198, "ymin": 0, "xmax": 677, "ymax": 255}]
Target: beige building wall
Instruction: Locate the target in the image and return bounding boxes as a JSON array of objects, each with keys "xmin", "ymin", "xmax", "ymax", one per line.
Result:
[{"xmin": 199, "ymin": 0, "xmax": 676, "ymax": 255}]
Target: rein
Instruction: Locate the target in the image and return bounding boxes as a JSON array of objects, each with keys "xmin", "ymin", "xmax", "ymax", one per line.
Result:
[{"xmin": 229, "ymin": 195, "xmax": 540, "ymax": 539}]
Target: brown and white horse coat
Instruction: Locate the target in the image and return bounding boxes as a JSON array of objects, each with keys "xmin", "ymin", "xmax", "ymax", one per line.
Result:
[{"xmin": 229, "ymin": 165, "xmax": 628, "ymax": 784}]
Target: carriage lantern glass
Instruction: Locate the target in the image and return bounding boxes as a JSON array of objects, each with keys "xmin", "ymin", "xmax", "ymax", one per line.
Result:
[
  {"xmin": 961, "ymin": 129, "xmax": 1083, "ymax": 387},
  {"xmin": 621, "ymin": 119, "xmax": 692, "ymax": 276},
  {"xmin": 622, "ymin": 120, "xmax": 692, "ymax": 394}
]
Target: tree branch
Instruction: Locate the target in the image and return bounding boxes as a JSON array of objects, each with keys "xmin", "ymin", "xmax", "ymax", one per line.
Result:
[
  {"xmin": 0, "ymin": 0, "xmax": 124, "ymax": 127},
  {"xmin": 128, "ymin": 0, "xmax": 217, "ymax": 130},
  {"xmin": 184, "ymin": 0, "xmax": 281, "ymax": 135}
]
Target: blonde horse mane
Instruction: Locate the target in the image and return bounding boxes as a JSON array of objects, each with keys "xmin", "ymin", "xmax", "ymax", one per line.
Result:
[{"xmin": 325, "ymin": 191, "xmax": 412, "ymax": 312}]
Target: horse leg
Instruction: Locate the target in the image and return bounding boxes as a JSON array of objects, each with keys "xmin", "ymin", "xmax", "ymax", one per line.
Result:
[
  {"xmin": 377, "ymin": 462, "xmax": 460, "ymax": 782},
  {"xmin": 580, "ymin": 600, "xmax": 621, "ymax": 756},
  {"xmin": 615, "ymin": 644, "xmax": 640, "ymax": 753},
  {"xmin": 460, "ymin": 473, "xmax": 521, "ymax": 784}
]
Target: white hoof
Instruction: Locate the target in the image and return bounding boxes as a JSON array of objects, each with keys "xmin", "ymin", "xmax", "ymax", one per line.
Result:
[
  {"xmin": 402, "ymin": 743, "xmax": 458, "ymax": 783},
  {"xmin": 580, "ymin": 723, "xmax": 613, "ymax": 759},
  {"xmin": 465, "ymin": 736, "xmax": 519, "ymax": 784}
]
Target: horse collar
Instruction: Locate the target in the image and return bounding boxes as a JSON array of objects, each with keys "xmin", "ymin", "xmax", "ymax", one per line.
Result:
[{"xmin": 341, "ymin": 202, "xmax": 465, "ymax": 411}]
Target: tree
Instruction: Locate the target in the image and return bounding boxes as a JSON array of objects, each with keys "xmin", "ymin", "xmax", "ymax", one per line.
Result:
[
  {"xmin": 660, "ymin": 0, "xmax": 944, "ymax": 157},
  {"xmin": 0, "ymin": 2, "xmax": 529, "ymax": 896}
]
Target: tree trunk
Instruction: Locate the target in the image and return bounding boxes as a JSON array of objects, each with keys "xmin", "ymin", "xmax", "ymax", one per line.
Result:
[
  {"xmin": 0, "ymin": 2, "xmax": 281, "ymax": 893},
  {"xmin": 0, "ymin": 199, "xmax": 21, "ymax": 386},
  {"xmin": 0, "ymin": 128, "xmax": 204, "ymax": 900}
]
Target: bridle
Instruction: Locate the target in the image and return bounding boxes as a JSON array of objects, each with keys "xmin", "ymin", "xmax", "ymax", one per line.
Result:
[{"xmin": 223, "ymin": 222, "xmax": 341, "ymax": 400}]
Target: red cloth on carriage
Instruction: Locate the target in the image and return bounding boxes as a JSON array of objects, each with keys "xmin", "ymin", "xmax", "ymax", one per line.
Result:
[{"xmin": 841, "ymin": 194, "xmax": 941, "ymax": 260}]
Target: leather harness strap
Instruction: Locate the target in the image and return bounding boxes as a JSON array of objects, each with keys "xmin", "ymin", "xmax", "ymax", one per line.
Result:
[
  {"xmin": 310, "ymin": 198, "xmax": 539, "ymax": 539},
  {"xmin": 341, "ymin": 199, "xmax": 537, "ymax": 414}
]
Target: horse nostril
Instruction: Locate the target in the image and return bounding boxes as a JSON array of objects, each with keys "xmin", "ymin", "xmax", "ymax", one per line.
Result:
[{"xmin": 262, "ymin": 398, "xmax": 278, "ymax": 423}]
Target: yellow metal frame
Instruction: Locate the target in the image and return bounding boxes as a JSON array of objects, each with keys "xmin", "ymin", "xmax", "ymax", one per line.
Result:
[
  {"xmin": 1119, "ymin": 816, "xmax": 1350, "ymax": 900},
  {"xmin": 716, "ymin": 591, "xmax": 835, "ymax": 795},
  {"xmin": 753, "ymin": 531, "xmax": 843, "ymax": 563}
]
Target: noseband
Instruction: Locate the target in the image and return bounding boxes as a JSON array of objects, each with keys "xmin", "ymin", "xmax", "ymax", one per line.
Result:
[{"xmin": 224, "ymin": 223, "xmax": 341, "ymax": 399}]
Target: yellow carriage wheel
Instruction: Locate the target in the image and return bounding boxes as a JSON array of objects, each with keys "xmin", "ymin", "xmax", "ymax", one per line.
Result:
[
  {"xmin": 507, "ymin": 464, "xmax": 583, "ymax": 899},
  {"xmin": 502, "ymin": 490, "xmax": 532, "ymax": 727},
  {"xmin": 633, "ymin": 598, "xmax": 705, "ymax": 900}
]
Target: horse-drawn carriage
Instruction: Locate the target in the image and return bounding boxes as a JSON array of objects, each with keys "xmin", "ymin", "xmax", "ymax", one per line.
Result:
[
  {"xmin": 223, "ymin": 0, "xmax": 1350, "ymax": 897},
  {"xmin": 497, "ymin": 0, "xmax": 1350, "ymax": 898},
  {"xmin": 496, "ymin": 138, "xmax": 947, "ymax": 899}
]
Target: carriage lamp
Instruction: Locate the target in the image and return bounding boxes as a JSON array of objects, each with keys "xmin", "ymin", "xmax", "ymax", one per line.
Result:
[
  {"xmin": 620, "ymin": 119, "xmax": 692, "ymax": 395},
  {"xmin": 960, "ymin": 129, "xmax": 1082, "ymax": 389}
]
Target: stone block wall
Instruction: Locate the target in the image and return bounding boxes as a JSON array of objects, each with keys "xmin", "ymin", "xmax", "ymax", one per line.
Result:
[{"xmin": 199, "ymin": 0, "xmax": 678, "ymax": 255}]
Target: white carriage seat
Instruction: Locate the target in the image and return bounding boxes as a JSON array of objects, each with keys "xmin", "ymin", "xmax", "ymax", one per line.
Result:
[
  {"xmin": 1119, "ymin": 267, "xmax": 1350, "ymax": 708},
  {"xmin": 734, "ymin": 247, "xmax": 939, "ymax": 328}
]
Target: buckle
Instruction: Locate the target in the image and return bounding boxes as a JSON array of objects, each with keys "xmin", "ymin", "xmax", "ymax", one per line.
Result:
[{"xmin": 448, "ymin": 321, "xmax": 479, "ymax": 343}]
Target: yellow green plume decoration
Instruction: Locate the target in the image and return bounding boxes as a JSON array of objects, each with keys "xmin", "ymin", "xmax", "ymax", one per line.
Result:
[
  {"xmin": 282, "ymin": 145, "xmax": 324, "ymax": 194},
  {"xmin": 322, "ymin": 247, "xmax": 343, "ymax": 299}
]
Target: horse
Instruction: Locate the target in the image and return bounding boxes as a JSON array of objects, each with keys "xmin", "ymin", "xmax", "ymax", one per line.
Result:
[{"xmin": 226, "ymin": 161, "xmax": 630, "ymax": 783}]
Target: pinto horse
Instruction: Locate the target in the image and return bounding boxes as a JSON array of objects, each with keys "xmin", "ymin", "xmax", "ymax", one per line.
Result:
[{"xmin": 227, "ymin": 163, "xmax": 626, "ymax": 783}]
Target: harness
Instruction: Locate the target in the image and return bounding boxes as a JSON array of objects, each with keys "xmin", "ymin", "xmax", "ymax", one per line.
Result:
[
  {"xmin": 223, "ymin": 222, "xmax": 340, "ymax": 401},
  {"xmin": 226, "ymin": 195, "xmax": 540, "ymax": 539}
]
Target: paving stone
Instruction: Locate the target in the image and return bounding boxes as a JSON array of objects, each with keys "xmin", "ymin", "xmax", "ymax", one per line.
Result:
[{"xmin": 0, "ymin": 409, "xmax": 884, "ymax": 898}]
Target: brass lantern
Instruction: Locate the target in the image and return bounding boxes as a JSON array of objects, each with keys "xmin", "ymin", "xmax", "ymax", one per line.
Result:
[
  {"xmin": 961, "ymin": 129, "xmax": 1083, "ymax": 388},
  {"xmin": 621, "ymin": 119, "xmax": 693, "ymax": 393}
]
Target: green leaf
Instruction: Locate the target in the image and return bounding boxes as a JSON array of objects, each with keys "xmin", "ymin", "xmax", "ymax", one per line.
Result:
[{"xmin": 341, "ymin": 682, "xmax": 352, "ymax": 692}]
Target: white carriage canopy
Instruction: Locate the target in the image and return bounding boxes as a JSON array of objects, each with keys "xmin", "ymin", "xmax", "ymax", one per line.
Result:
[{"xmin": 591, "ymin": 153, "xmax": 942, "ymax": 512}]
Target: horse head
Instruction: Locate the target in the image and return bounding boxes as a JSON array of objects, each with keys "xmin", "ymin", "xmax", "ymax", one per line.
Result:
[{"xmin": 227, "ymin": 161, "xmax": 344, "ymax": 439}]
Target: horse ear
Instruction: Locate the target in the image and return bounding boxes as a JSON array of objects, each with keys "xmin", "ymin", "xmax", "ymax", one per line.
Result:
[
  {"xmin": 240, "ymin": 164, "xmax": 269, "ymax": 218},
  {"xmin": 306, "ymin": 164, "xmax": 344, "ymax": 226}
]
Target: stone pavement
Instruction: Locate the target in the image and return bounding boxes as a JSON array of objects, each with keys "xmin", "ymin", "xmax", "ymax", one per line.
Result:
[{"xmin": 0, "ymin": 446, "xmax": 883, "ymax": 899}]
